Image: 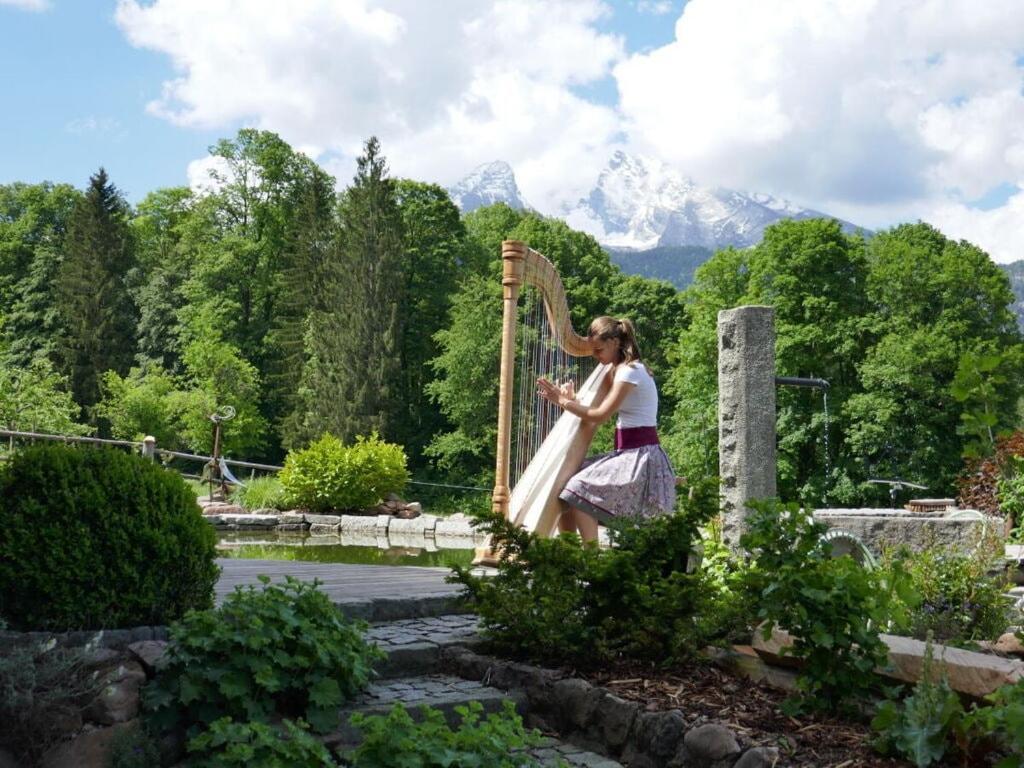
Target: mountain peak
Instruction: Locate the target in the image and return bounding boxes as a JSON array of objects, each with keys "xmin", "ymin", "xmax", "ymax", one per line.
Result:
[{"xmin": 448, "ymin": 161, "xmax": 527, "ymax": 213}]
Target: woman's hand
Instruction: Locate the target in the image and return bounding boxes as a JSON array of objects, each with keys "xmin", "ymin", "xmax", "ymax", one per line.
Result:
[{"xmin": 537, "ymin": 377, "xmax": 575, "ymax": 408}]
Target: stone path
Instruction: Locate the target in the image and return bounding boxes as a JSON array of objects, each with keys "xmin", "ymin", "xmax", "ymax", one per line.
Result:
[{"xmin": 331, "ymin": 608, "xmax": 622, "ymax": 767}]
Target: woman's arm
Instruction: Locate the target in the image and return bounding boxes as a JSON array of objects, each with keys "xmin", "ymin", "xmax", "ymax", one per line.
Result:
[{"xmin": 537, "ymin": 369, "xmax": 634, "ymax": 424}]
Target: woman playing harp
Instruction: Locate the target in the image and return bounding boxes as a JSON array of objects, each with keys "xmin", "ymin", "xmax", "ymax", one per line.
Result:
[
  {"xmin": 491, "ymin": 240, "xmax": 674, "ymax": 546},
  {"xmin": 536, "ymin": 316, "xmax": 676, "ymax": 542}
]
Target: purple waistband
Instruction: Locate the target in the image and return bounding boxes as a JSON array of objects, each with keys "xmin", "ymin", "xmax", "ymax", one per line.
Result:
[{"xmin": 615, "ymin": 426, "xmax": 659, "ymax": 450}]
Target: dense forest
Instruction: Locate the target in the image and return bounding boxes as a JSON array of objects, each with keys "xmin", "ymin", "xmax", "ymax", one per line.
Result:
[{"xmin": 1, "ymin": 129, "xmax": 1021, "ymax": 506}]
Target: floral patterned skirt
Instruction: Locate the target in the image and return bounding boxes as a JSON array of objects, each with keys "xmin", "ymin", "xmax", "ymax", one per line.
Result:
[{"xmin": 558, "ymin": 443, "xmax": 676, "ymax": 524}]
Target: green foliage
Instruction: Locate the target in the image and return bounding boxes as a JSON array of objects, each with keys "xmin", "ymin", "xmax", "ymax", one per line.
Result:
[
  {"xmin": 0, "ymin": 357, "xmax": 91, "ymax": 437},
  {"xmin": 741, "ymin": 499, "xmax": 908, "ymax": 713},
  {"xmin": 881, "ymin": 539, "xmax": 1013, "ymax": 645},
  {"xmin": 451, "ymin": 481, "xmax": 740, "ymax": 666},
  {"xmin": 0, "ymin": 181, "xmax": 81, "ymax": 367},
  {"xmin": 186, "ymin": 717, "xmax": 337, "ymax": 767},
  {"xmin": 108, "ymin": 723, "xmax": 162, "ymax": 768},
  {"xmin": 144, "ymin": 576, "xmax": 383, "ymax": 738},
  {"xmin": 951, "ymin": 348, "xmax": 1014, "ymax": 459},
  {"xmin": 95, "ymin": 363, "xmax": 181, "ymax": 447},
  {"xmin": 230, "ymin": 474, "xmax": 287, "ymax": 510},
  {"xmin": 55, "ymin": 168, "xmax": 138, "ymax": 418},
  {"xmin": 346, "ymin": 700, "xmax": 547, "ymax": 768},
  {"xmin": 0, "ymin": 444, "xmax": 218, "ymax": 630},
  {"xmin": 279, "ymin": 433, "xmax": 409, "ymax": 512},
  {"xmin": 296, "ymin": 136, "xmax": 404, "ymax": 446},
  {"xmin": 872, "ymin": 641, "xmax": 965, "ymax": 767},
  {"xmin": 0, "ymin": 635, "xmax": 101, "ymax": 764},
  {"xmin": 963, "ymin": 679, "xmax": 1024, "ymax": 767}
]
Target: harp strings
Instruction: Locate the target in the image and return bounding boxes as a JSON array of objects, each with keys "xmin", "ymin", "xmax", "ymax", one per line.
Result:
[{"xmin": 510, "ymin": 287, "xmax": 594, "ymax": 488}]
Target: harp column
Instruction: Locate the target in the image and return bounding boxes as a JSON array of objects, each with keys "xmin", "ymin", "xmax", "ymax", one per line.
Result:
[{"xmin": 492, "ymin": 240, "xmax": 527, "ymax": 516}]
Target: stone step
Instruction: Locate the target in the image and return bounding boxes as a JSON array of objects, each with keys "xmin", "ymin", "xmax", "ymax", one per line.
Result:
[
  {"xmin": 325, "ymin": 674, "xmax": 622, "ymax": 767},
  {"xmin": 367, "ymin": 613, "xmax": 482, "ymax": 678}
]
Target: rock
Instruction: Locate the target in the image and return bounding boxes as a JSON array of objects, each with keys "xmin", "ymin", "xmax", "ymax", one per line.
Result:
[
  {"xmin": 306, "ymin": 513, "xmax": 343, "ymax": 525},
  {"xmin": 682, "ymin": 723, "xmax": 741, "ymax": 762},
  {"xmin": 200, "ymin": 503, "xmax": 244, "ymax": 516},
  {"xmin": 0, "ymin": 747, "xmax": 21, "ymax": 768},
  {"xmin": 734, "ymin": 746, "xmax": 781, "ymax": 768},
  {"xmin": 641, "ymin": 710, "xmax": 688, "ymax": 758},
  {"xmin": 278, "ymin": 512, "xmax": 306, "ymax": 525},
  {"xmin": 40, "ymin": 721, "xmax": 137, "ymax": 768},
  {"xmin": 82, "ymin": 647, "xmax": 122, "ymax": 670},
  {"xmin": 127, "ymin": 641, "xmax": 168, "ymax": 675},
  {"xmin": 593, "ymin": 693, "xmax": 638, "ymax": 749},
  {"xmin": 404, "ymin": 501, "xmax": 423, "ymax": 515},
  {"xmin": 84, "ymin": 661, "xmax": 146, "ymax": 725},
  {"xmin": 393, "ymin": 505, "xmax": 421, "ymax": 519},
  {"xmin": 995, "ymin": 632, "xmax": 1024, "ymax": 656},
  {"xmin": 251, "ymin": 507, "xmax": 278, "ymax": 515},
  {"xmin": 551, "ymin": 678, "xmax": 602, "ymax": 730}
]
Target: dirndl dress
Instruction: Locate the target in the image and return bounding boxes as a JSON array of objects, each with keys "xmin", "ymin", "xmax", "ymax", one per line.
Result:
[{"xmin": 558, "ymin": 426, "xmax": 676, "ymax": 524}]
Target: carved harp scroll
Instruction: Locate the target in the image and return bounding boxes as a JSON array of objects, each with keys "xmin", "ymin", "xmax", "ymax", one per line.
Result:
[{"xmin": 492, "ymin": 240, "xmax": 600, "ymax": 524}]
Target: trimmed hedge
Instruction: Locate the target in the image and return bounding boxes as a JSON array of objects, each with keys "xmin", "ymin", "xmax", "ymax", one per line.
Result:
[{"xmin": 0, "ymin": 444, "xmax": 219, "ymax": 631}]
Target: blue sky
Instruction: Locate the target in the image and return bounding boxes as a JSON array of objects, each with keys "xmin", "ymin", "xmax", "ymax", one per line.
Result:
[{"xmin": 1, "ymin": 0, "xmax": 1022, "ymax": 262}]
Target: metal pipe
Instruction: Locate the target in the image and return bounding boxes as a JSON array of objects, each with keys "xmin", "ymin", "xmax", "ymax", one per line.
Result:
[{"xmin": 775, "ymin": 376, "xmax": 830, "ymax": 390}]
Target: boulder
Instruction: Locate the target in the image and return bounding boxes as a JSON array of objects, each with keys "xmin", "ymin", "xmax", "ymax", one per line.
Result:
[
  {"xmin": 40, "ymin": 721, "xmax": 137, "ymax": 768},
  {"xmin": 994, "ymin": 632, "xmax": 1024, "ymax": 657},
  {"xmin": 84, "ymin": 661, "xmax": 146, "ymax": 725},
  {"xmin": 681, "ymin": 723, "xmax": 741, "ymax": 763},
  {"xmin": 734, "ymin": 746, "xmax": 781, "ymax": 768},
  {"xmin": 126, "ymin": 641, "xmax": 168, "ymax": 675}
]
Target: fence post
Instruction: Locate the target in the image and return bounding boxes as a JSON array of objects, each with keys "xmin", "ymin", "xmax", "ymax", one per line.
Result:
[{"xmin": 142, "ymin": 435, "xmax": 156, "ymax": 461}]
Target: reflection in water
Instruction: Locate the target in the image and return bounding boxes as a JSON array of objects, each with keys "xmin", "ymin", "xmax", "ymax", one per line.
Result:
[{"xmin": 216, "ymin": 531, "xmax": 475, "ymax": 569}]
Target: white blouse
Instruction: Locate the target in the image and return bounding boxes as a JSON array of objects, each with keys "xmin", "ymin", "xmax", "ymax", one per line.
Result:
[{"xmin": 613, "ymin": 362, "xmax": 659, "ymax": 429}]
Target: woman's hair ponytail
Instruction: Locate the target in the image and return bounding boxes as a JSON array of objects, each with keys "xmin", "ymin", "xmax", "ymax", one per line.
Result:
[{"xmin": 588, "ymin": 315, "xmax": 642, "ymax": 363}]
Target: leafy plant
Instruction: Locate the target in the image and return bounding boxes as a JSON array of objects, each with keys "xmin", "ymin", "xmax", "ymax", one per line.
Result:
[
  {"xmin": 880, "ymin": 537, "xmax": 1013, "ymax": 645},
  {"xmin": 0, "ymin": 443, "xmax": 219, "ymax": 630},
  {"xmin": 0, "ymin": 634, "xmax": 102, "ymax": 764},
  {"xmin": 108, "ymin": 723, "xmax": 162, "ymax": 768},
  {"xmin": 186, "ymin": 716, "xmax": 337, "ymax": 767},
  {"xmin": 144, "ymin": 576, "xmax": 383, "ymax": 738},
  {"xmin": 963, "ymin": 679, "xmax": 1024, "ymax": 767},
  {"xmin": 872, "ymin": 638, "xmax": 965, "ymax": 767},
  {"xmin": 451, "ymin": 480, "xmax": 740, "ymax": 666},
  {"xmin": 230, "ymin": 474, "xmax": 287, "ymax": 510},
  {"xmin": 280, "ymin": 433, "xmax": 409, "ymax": 513},
  {"xmin": 346, "ymin": 700, "xmax": 550, "ymax": 768},
  {"xmin": 741, "ymin": 499, "xmax": 911, "ymax": 714}
]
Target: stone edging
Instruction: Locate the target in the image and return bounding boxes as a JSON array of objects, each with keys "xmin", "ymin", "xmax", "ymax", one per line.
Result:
[
  {"xmin": 203, "ymin": 508, "xmax": 488, "ymax": 545},
  {"xmin": 440, "ymin": 646, "xmax": 780, "ymax": 768},
  {"xmin": 0, "ymin": 594, "xmax": 468, "ymax": 652}
]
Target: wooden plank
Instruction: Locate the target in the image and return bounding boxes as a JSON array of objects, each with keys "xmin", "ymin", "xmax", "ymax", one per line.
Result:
[{"xmin": 215, "ymin": 559, "xmax": 460, "ymax": 604}]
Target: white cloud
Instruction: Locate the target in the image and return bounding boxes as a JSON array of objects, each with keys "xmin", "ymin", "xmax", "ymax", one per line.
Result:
[
  {"xmin": 116, "ymin": 0, "xmax": 1024, "ymax": 262},
  {"xmin": 920, "ymin": 190, "xmax": 1024, "ymax": 264},
  {"xmin": 115, "ymin": 0, "xmax": 624, "ymax": 210},
  {"xmin": 635, "ymin": 1, "xmax": 674, "ymax": 15},
  {"xmin": 612, "ymin": 0, "xmax": 1024, "ymax": 260},
  {"xmin": 0, "ymin": 0, "xmax": 50, "ymax": 11},
  {"xmin": 65, "ymin": 116, "xmax": 121, "ymax": 135}
]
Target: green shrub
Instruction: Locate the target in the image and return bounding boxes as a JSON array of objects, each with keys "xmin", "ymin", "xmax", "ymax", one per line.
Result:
[
  {"xmin": 230, "ymin": 474, "xmax": 287, "ymax": 510},
  {"xmin": 451, "ymin": 480, "xmax": 740, "ymax": 666},
  {"xmin": 741, "ymin": 500, "xmax": 912, "ymax": 714},
  {"xmin": 881, "ymin": 538, "xmax": 1013, "ymax": 645},
  {"xmin": 963, "ymin": 679, "xmax": 1024, "ymax": 766},
  {"xmin": 0, "ymin": 444, "xmax": 219, "ymax": 630},
  {"xmin": 346, "ymin": 700, "xmax": 548, "ymax": 768},
  {"xmin": 144, "ymin": 576, "xmax": 383, "ymax": 738},
  {"xmin": 108, "ymin": 723, "xmax": 162, "ymax": 768},
  {"xmin": 280, "ymin": 433, "xmax": 409, "ymax": 513},
  {"xmin": 186, "ymin": 717, "xmax": 337, "ymax": 767},
  {"xmin": 0, "ymin": 635, "xmax": 102, "ymax": 764}
]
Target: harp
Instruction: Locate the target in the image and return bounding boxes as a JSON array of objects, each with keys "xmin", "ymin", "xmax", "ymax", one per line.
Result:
[{"xmin": 491, "ymin": 240, "xmax": 611, "ymax": 537}]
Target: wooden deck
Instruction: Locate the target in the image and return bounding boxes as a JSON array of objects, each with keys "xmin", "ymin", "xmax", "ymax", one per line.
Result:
[{"xmin": 215, "ymin": 558, "xmax": 461, "ymax": 605}]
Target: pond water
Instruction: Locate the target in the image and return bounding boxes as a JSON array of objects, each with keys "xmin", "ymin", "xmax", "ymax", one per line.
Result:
[{"xmin": 215, "ymin": 532, "xmax": 476, "ymax": 569}]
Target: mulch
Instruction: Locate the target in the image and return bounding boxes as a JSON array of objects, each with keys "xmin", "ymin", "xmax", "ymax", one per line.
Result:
[{"xmin": 574, "ymin": 657, "xmax": 911, "ymax": 767}]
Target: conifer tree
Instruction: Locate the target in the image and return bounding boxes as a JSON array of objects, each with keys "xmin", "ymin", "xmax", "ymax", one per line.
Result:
[
  {"xmin": 55, "ymin": 168, "xmax": 138, "ymax": 420},
  {"xmin": 298, "ymin": 137, "xmax": 404, "ymax": 444}
]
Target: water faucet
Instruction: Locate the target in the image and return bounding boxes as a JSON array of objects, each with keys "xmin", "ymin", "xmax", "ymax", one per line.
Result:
[{"xmin": 867, "ymin": 478, "xmax": 927, "ymax": 507}]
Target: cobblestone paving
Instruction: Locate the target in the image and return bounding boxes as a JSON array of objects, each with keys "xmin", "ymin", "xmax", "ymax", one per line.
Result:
[
  {"xmin": 338, "ymin": 675, "xmax": 621, "ymax": 767},
  {"xmin": 365, "ymin": 613, "xmax": 480, "ymax": 650}
]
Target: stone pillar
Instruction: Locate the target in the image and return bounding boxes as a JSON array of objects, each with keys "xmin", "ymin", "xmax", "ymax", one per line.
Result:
[{"xmin": 718, "ymin": 306, "xmax": 776, "ymax": 549}]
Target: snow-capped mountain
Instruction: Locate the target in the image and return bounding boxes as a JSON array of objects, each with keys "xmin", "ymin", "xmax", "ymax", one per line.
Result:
[
  {"xmin": 565, "ymin": 151, "xmax": 864, "ymax": 250},
  {"xmin": 448, "ymin": 152, "xmax": 865, "ymax": 252},
  {"xmin": 447, "ymin": 161, "xmax": 528, "ymax": 213}
]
